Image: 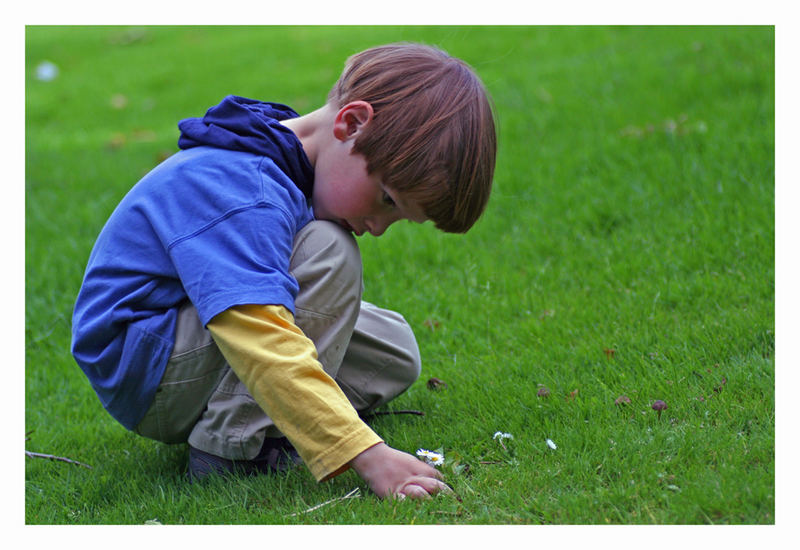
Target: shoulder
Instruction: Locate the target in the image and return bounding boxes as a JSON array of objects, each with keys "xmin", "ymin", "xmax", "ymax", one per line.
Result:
[
  {"xmin": 153, "ymin": 147, "xmax": 310, "ymax": 214},
  {"xmin": 116, "ymin": 147, "xmax": 311, "ymax": 249}
]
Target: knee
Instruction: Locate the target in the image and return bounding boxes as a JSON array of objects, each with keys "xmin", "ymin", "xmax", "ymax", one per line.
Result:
[
  {"xmin": 290, "ymin": 220, "xmax": 363, "ymax": 315},
  {"xmin": 336, "ymin": 305, "xmax": 422, "ymax": 413}
]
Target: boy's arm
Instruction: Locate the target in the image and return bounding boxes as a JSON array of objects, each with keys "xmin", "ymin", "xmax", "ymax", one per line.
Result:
[{"xmin": 206, "ymin": 303, "xmax": 448, "ymax": 498}]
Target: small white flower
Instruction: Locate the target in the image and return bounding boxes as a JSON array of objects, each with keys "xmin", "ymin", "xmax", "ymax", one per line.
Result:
[
  {"xmin": 546, "ymin": 438, "xmax": 557, "ymax": 450},
  {"xmin": 35, "ymin": 61, "xmax": 59, "ymax": 82},
  {"xmin": 493, "ymin": 432, "xmax": 514, "ymax": 441},
  {"xmin": 416, "ymin": 448, "xmax": 445, "ymax": 467}
]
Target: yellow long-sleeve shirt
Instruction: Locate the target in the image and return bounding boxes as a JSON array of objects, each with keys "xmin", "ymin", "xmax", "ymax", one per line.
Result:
[{"xmin": 206, "ymin": 304, "xmax": 383, "ymax": 481}]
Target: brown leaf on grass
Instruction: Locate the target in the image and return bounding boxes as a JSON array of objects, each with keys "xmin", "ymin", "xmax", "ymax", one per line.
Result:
[
  {"xmin": 107, "ymin": 133, "xmax": 127, "ymax": 150},
  {"xmin": 536, "ymin": 386, "xmax": 550, "ymax": 398},
  {"xmin": 427, "ymin": 377, "xmax": 448, "ymax": 391},
  {"xmin": 155, "ymin": 150, "xmax": 173, "ymax": 164},
  {"xmin": 603, "ymin": 348, "xmax": 616, "ymax": 359},
  {"xmin": 423, "ymin": 318, "xmax": 441, "ymax": 331},
  {"xmin": 566, "ymin": 389, "xmax": 579, "ymax": 401},
  {"xmin": 110, "ymin": 94, "xmax": 128, "ymax": 109},
  {"xmin": 614, "ymin": 395, "xmax": 631, "ymax": 406},
  {"xmin": 694, "ymin": 375, "xmax": 728, "ymax": 403},
  {"xmin": 131, "ymin": 129, "xmax": 158, "ymax": 142}
]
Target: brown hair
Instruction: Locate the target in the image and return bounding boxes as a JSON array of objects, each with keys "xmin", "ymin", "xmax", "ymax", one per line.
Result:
[{"xmin": 327, "ymin": 43, "xmax": 497, "ymax": 233}]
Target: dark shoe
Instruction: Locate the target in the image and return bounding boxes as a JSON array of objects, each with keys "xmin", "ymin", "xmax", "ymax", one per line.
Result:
[
  {"xmin": 252, "ymin": 436, "xmax": 302, "ymax": 473},
  {"xmin": 188, "ymin": 437, "xmax": 302, "ymax": 481}
]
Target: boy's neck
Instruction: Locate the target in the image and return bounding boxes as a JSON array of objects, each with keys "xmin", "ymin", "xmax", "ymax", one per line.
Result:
[{"xmin": 280, "ymin": 104, "xmax": 336, "ymax": 168}]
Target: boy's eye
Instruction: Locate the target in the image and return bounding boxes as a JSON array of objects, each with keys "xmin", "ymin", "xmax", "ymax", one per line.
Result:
[{"xmin": 382, "ymin": 192, "xmax": 396, "ymax": 207}]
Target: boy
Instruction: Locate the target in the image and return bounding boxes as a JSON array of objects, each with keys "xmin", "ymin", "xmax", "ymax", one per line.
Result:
[{"xmin": 71, "ymin": 42, "xmax": 496, "ymax": 500}]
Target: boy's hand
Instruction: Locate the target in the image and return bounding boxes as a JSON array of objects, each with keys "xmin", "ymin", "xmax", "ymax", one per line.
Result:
[{"xmin": 349, "ymin": 442, "xmax": 450, "ymax": 499}]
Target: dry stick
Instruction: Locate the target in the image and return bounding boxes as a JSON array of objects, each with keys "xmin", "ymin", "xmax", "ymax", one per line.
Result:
[
  {"xmin": 25, "ymin": 451, "xmax": 93, "ymax": 469},
  {"xmin": 285, "ymin": 487, "xmax": 361, "ymax": 517},
  {"xmin": 369, "ymin": 410, "xmax": 425, "ymax": 417}
]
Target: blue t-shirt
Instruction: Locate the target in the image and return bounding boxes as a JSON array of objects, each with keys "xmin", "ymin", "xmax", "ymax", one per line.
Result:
[{"xmin": 71, "ymin": 98, "xmax": 315, "ymax": 430}]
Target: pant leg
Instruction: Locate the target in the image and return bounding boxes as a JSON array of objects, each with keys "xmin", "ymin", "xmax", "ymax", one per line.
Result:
[{"xmin": 133, "ymin": 299, "xmax": 228, "ymax": 444}]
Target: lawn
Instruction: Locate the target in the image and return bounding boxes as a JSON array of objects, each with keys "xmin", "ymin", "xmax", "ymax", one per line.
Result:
[{"xmin": 25, "ymin": 26, "xmax": 774, "ymax": 526}]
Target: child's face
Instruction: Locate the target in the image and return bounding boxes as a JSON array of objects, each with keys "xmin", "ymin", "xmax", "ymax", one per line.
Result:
[{"xmin": 312, "ymin": 140, "xmax": 427, "ymax": 237}]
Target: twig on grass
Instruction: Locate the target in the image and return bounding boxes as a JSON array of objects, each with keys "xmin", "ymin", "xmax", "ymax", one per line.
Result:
[
  {"xmin": 25, "ymin": 450, "xmax": 93, "ymax": 469},
  {"xmin": 360, "ymin": 409, "xmax": 425, "ymax": 420},
  {"xmin": 285, "ymin": 487, "xmax": 361, "ymax": 517},
  {"xmin": 432, "ymin": 510, "xmax": 463, "ymax": 516},
  {"xmin": 370, "ymin": 410, "xmax": 425, "ymax": 416}
]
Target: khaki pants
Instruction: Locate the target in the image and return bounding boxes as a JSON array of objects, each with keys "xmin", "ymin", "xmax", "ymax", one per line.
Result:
[{"xmin": 134, "ymin": 221, "xmax": 421, "ymax": 460}]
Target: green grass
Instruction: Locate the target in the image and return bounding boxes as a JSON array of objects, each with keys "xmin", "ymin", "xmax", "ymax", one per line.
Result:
[{"xmin": 25, "ymin": 26, "xmax": 774, "ymax": 525}]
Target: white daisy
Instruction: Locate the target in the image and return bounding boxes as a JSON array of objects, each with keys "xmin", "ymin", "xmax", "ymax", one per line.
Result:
[{"xmin": 416, "ymin": 448, "xmax": 445, "ymax": 466}]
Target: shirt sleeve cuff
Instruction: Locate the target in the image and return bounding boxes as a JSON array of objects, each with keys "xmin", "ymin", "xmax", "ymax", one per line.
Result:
[{"xmin": 307, "ymin": 423, "xmax": 384, "ymax": 482}]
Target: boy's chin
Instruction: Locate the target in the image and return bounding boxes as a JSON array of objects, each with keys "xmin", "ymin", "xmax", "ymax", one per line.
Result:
[{"xmin": 338, "ymin": 220, "xmax": 361, "ymax": 236}]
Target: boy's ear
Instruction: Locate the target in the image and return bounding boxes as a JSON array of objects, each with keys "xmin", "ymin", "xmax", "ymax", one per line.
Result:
[{"xmin": 332, "ymin": 101, "xmax": 373, "ymax": 142}]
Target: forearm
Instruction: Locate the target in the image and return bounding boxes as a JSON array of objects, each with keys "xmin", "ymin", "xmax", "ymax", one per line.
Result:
[{"xmin": 207, "ymin": 304, "xmax": 382, "ymax": 481}]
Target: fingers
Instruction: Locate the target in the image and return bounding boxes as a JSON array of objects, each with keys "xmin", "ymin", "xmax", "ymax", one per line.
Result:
[
  {"xmin": 413, "ymin": 458, "xmax": 444, "ymax": 480},
  {"xmin": 397, "ymin": 476, "xmax": 453, "ymax": 500},
  {"xmin": 426, "ymin": 464, "xmax": 444, "ymax": 481},
  {"xmin": 397, "ymin": 483, "xmax": 430, "ymax": 500}
]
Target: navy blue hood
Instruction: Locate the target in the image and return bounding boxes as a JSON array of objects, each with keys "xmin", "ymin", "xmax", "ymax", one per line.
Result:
[{"xmin": 178, "ymin": 95, "xmax": 314, "ymax": 199}]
